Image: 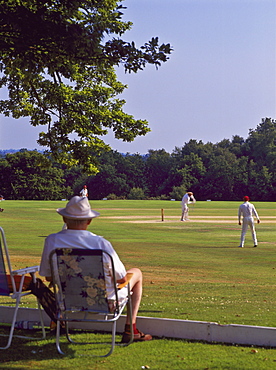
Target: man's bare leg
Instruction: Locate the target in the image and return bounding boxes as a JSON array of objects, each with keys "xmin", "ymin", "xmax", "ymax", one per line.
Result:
[
  {"xmin": 125, "ymin": 267, "xmax": 142, "ymax": 325},
  {"xmin": 121, "ymin": 267, "xmax": 152, "ymax": 342}
]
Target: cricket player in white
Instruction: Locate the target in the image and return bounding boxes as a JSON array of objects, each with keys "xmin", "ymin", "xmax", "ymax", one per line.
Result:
[
  {"xmin": 181, "ymin": 191, "xmax": 196, "ymax": 221},
  {"xmin": 79, "ymin": 185, "xmax": 88, "ymax": 197},
  {"xmin": 238, "ymin": 196, "xmax": 260, "ymax": 248}
]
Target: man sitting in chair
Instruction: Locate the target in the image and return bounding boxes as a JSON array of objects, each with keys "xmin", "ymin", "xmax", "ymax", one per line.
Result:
[{"xmin": 38, "ymin": 196, "xmax": 152, "ymax": 343}]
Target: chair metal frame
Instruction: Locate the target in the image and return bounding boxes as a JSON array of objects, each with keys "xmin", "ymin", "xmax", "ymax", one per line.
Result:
[
  {"xmin": 0, "ymin": 226, "xmax": 46, "ymax": 349},
  {"xmin": 50, "ymin": 248, "xmax": 133, "ymax": 357}
]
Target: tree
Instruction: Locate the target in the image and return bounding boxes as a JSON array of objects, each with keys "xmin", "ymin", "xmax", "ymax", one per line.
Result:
[
  {"xmin": 127, "ymin": 187, "xmax": 145, "ymax": 200},
  {"xmin": 232, "ymin": 156, "xmax": 250, "ymax": 199},
  {"xmin": 0, "ymin": 150, "xmax": 69, "ymax": 199},
  {"xmin": 0, "ymin": 1, "xmax": 172, "ymax": 173},
  {"xmin": 246, "ymin": 118, "xmax": 276, "ymax": 168},
  {"xmin": 229, "ymin": 135, "xmax": 246, "ymax": 158},
  {"xmin": 88, "ymin": 150, "xmax": 129, "ymax": 199},
  {"xmin": 173, "ymin": 152, "xmax": 206, "ymax": 193},
  {"xmin": 62, "ymin": 165, "xmax": 89, "ymax": 197},
  {"xmin": 169, "ymin": 185, "xmax": 187, "ymax": 201},
  {"xmin": 248, "ymin": 164, "xmax": 274, "ymax": 201},
  {"xmin": 173, "ymin": 139, "xmax": 214, "ymax": 168},
  {"xmin": 203, "ymin": 149, "xmax": 238, "ymax": 200},
  {"xmin": 121, "ymin": 154, "xmax": 147, "ymax": 191},
  {"xmin": 145, "ymin": 149, "xmax": 173, "ymax": 197}
]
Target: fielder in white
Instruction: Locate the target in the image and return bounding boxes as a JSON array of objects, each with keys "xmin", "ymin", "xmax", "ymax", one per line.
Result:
[
  {"xmin": 181, "ymin": 191, "xmax": 196, "ymax": 221},
  {"xmin": 0, "ymin": 194, "xmax": 4, "ymax": 212},
  {"xmin": 79, "ymin": 185, "xmax": 88, "ymax": 198},
  {"xmin": 238, "ymin": 196, "xmax": 260, "ymax": 248}
]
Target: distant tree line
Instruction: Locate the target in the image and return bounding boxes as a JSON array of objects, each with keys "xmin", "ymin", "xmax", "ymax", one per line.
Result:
[{"xmin": 0, "ymin": 118, "xmax": 275, "ymax": 201}]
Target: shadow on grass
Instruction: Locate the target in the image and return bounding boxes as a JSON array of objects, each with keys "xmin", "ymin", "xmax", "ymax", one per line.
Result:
[
  {"xmin": 0, "ymin": 326, "xmax": 136, "ymax": 363},
  {"xmin": 0, "ymin": 328, "xmax": 75, "ymax": 363}
]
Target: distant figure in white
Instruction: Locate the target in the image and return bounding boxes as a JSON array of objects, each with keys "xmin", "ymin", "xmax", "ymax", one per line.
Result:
[
  {"xmin": 238, "ymin": 195, "xmax": 260, "ymax": 248},
  {"xmin": 79, "ymin": 185, "xmax": 88, "ymax": 198},
  {"xmin": 181, "ymin": 192, "xmax": 196, "ymax": 221},
  {"xmin": 0, "ymin": 194, "xmax": 4, "ymax": 212}
]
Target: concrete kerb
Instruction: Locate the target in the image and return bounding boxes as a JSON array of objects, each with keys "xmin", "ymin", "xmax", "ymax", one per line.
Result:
[{"xmin": 1, "ymin": 306, "xmax": 276, "ymax": 347}]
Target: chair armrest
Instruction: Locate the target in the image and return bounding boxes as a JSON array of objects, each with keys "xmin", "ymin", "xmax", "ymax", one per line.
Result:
[
  {"xmin": 117, "ymin": 273, "xmax": 133, "ymax": 290},
  {"xmin": 11, "ymin": 265, "xmax": 39, "ymax": 275}
]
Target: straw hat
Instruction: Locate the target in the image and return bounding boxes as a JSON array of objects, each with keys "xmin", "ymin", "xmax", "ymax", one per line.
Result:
[{"xmin": 57, "ymin": 196, "xmax": 100, "ymax": 219}]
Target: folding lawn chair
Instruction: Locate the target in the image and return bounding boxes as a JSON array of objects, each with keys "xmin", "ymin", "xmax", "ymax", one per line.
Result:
[
  {"xmin": 0, "ymin": 226, "xmax": 46, "ymax": 349},
  {"xmin": 50, "ymin": 248, "xmax": 133, "ymax": 357}
]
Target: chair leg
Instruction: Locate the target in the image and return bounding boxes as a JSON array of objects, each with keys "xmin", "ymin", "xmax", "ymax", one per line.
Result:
[
  {"xmin": 103, "ymin": 321, "xmax": 116, "ymax": 357},
  {"xmin": 54, "ymin": 320, "xmax": 117, "ymax": 357},
  {"xmin": 119, "ymin": 296, "xmax": 133, "ymax": 347},
  {"xmin": 37, "ymin": 299, "xmax": 46, "ymax": 339},
  {"xmin": 56, "ymin": 320, "xmax": 65, "ymax": 355},
  {"xmin": 28, "ymin": 272, "xmax": 46, "ymax": 340},
  {"xmin": 93, "ymin": 321, "xmax": 117, "ymax": 358},
  {"xmin": 0, "ymin": 305, "xmax": 20, "ymax": 349},
  {"xmin": 128, "ymin": 296, "xmax": 134, "ymax": 345},
  {"xmin": 0, "ymin": 298, "xmax": 46, "ymax": 350},
  {"xmin": 0, "ymin": 320, "xmax": 46, "ymax": 349}
]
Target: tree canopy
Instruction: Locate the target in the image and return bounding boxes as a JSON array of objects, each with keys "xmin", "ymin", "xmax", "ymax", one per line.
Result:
[
  {"xmin": 0, "ymin": 149, "xmax": 69, "ymax": 200},
  {"xmin": 0, "ymin": 0, "xmax": 172, "ymax": 172}
]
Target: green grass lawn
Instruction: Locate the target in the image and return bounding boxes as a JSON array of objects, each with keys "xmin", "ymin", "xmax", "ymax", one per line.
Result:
[{"xmin": 0, "ymin": 200, "xmax": 275, "ymax": 369}]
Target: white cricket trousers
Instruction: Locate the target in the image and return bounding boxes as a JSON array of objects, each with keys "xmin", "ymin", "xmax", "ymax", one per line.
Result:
[
  {"xmin": 240, "ymin": 217, "xmax": 257, "ymax": 247},
  {"xmin": 181, "ymin": 205, "xmax": 189, "ymax": 221}
]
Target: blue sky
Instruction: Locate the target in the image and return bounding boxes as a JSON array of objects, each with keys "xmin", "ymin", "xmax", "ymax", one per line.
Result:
[{"xmin": 0, "ymin": 0, "xmax": 275, "ymax": 154}]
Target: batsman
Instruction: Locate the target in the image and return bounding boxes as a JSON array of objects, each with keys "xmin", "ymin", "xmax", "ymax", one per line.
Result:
[{"xmin": 181, "ymin": 191, "xmax": 196, "ymax": 221}]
